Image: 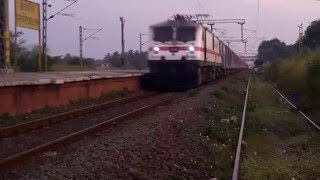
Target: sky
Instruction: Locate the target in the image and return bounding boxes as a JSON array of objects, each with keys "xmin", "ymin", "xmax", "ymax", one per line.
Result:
[{"xmin": 8, "ymin": 0, "xmax": 320, "ymax": 59}]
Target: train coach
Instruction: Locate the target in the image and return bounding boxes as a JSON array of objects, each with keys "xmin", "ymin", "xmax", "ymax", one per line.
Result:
[{"xmin": 142, "ymin": 17, "xmax": 248, "ymax": 90}]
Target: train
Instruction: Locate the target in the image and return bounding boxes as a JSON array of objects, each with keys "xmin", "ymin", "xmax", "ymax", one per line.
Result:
[{"xmin": 142, "ymin": 16, "xmax": 248, "ymax": 90}]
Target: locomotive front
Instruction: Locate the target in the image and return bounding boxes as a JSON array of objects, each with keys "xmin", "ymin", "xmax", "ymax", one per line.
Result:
[
  {"xmin": 143, "ymin": 20, "xmax": 204, "ymax": 90},
  {"xmin": 148, "ymin": 20, "xmax": 201, "ymax": 62}
]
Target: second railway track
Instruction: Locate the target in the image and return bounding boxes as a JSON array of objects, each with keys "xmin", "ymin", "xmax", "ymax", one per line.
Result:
[{"xmin": 232, "ymin": 76, "xmax": 319, "ymax": 180}]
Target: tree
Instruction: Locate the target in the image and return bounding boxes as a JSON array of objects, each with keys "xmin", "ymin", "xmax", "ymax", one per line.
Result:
[
  {"xmin": 303, "ymin": 19, "xmax": 320, "ymax": 50},
  {"xmin": 104, "ymin": 50, "xmax": 148, "ymax": 69},
  {"xmin": 257, "ymin": 38, "xmax": 290, "ymax": 63}
]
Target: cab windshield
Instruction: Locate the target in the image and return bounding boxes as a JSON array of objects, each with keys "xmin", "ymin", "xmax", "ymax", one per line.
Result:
[
  {"xmin": 177, "ymin": 27, "xmax": 196, "ymax": 42},
  {"xmin": 153, "ymin": 27, "xmax": 173, "ymax": 42}
]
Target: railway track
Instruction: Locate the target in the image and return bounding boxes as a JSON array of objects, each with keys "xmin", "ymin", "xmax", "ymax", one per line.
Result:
[
  {"xmin": 231, "ymin": 75, "xmax": 320, "ymax": 180},
  {"xmin": 0, "ymin": 92, "xmax": 158, "ymax": 137},
  {"xmin": 0, "ymin": 91, "xmax": 183, "ymax": 171}
]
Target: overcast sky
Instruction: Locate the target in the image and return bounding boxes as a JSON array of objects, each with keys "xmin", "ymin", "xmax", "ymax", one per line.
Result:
[{"xmin": 9, "ymin": 0, "xmax": 320, "ymax": 59}]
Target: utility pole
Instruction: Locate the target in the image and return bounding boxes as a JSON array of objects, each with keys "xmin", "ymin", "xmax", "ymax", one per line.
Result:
[
  {"xmin": 120, "ymin": 17, "xmax": 125, "ymax": 66},
  {"xmin": 298, "ymin": 24, "xmax": 303, "ymax": 55}
]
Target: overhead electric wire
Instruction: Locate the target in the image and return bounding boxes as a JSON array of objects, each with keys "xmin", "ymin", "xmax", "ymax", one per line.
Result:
[{"xmin": 255, "ymin": 0, "xmax": 261, "ymax": 37}]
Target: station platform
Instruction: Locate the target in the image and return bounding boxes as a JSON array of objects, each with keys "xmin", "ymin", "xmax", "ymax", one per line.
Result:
[
  {"xmin": 0, "ymin": 70, "xmax": 147, "ymax": 87},
  {"xmin": 0, "ymin": 70, "xmax": 147, "ymax": 115}
]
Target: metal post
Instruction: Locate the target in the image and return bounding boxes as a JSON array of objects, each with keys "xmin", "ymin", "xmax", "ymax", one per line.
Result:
[
  {"xmin": 120, "ymin": 17, "xmax": 125, "ymax": 66},
  {"xmin": 244, "ymin": 41, "xmax": 247, "ymax": 53},
  {"xmin": 209, "ymin": 24, "xmax": 214, "ymax": 32},
  {"xmin": 4, "ymin": 0, "xmax": 9, "ymax": 69},
  {"xmin": 42, "ymin": 0, "xmax": 48, "ymax": 72},
  {"xmin": 298, "ymin": 24, "xmax": 303, "ymax": 55},
  {"xmin": 139, "ymin": 33, "xmax": 142, "ymax": 53},
  {"xmin": 240, "ymin": 23, "xmax": 244, "ymax": 42},
  {"xmin": 14, "ymin": 0, "xmax": 18, "ymax": 67},
  {"xmin": 0, "ymin": 0, "xmax": 5, "ymax": 69},
  {"xmin": 79, "ymin": 26, "xmax": 83, "ymax": 70}
]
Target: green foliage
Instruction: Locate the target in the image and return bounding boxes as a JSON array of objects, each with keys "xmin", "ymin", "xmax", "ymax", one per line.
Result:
[
  {"xmin": 211, "ymin": 90, "xmax": 225, "ymax": 100},
  {"xmin": 263, "ymin": 51, "xmax": 320, "ymax": 107},
  {"xmin": 104, "ymin": 50, "xmax": 148, "ymax": 69},
  {"xmin": 303, "ymin": 19, "xmax": 320, "ymax": 50},
  {"xmin": 257, "ymin": 38, "xmax": 293, "ymax": 64}
]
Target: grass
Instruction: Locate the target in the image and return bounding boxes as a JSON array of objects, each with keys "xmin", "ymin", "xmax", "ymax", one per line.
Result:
[
  {"xmin": 0, "ymin": 113, "xmax": 23, "ymax": 127},
  {"xmin": 241, "ymin": 77, "xmax": 320, "ymax": 179},
  {"xmin": 200, "ymin": 75, "xmax": 248, "ymax": 179},
  {"xmin": 211, "ymin": 90, "xmax": 225, "ymax": 100},
  {"xmin": 187, "ymin": 89, "xmax": 198, "ymax": 97}
]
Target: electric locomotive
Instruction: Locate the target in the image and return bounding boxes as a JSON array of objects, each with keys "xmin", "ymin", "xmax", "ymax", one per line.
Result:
[{"xmin": 142, "ymin": 16, "xmax": 248, "ymax": 90}]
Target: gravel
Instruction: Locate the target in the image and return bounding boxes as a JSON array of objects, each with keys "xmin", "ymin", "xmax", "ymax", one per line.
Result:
[{"xmin": 1, "ymin": 73, "xmax": 245, "ymax": 179}]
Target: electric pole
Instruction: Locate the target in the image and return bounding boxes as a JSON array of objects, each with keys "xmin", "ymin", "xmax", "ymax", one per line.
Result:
[
  {"xmin": 239, "ymin": 22, "xmax": 245, "ymax": 42},
  {"xmin": 79, "ymin": 26, "xmax": 102, "ymax": 70},
  {"xmin": 120, "ymin": 17, "xmax": 125, "ymax": 66},
  {"xmin": 0, "ymin": 0, "xmax": 6, "ymax": 69},
  {"xmin": 42, "ymin": 0, "xmax": 48, "ymax": 72},
  {"xmin": 209, "ymin": 23, "xmax": 214, "ymax": 32},
  {"xmin": 79, "ymin": 26, "xmax": 83, "ymax": 69},
  {"xmin": 42, "ymin": 0, "xmax": 78, "ymax": 72},
  {"xmin": 298, "ymin": 24, "xmax": 303, "ymax": 55},
  {"xmin": 139, "ymin": 33, "xmax": 148, "ymax": 53}
]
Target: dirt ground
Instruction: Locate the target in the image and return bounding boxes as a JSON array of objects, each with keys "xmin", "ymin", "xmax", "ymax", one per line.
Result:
[{"xmin": 1, "ymin": 72, "xmax": 249, "ymax": 179}]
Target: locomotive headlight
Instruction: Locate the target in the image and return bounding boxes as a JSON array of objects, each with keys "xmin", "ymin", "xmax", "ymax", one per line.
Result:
[
  {"xmin": 189, "ymin": 46, "xmax": 195, "ymax": 53},
  {"xmin": 153, "ymin": 47, "xmax": 160, "ymax": 53}
]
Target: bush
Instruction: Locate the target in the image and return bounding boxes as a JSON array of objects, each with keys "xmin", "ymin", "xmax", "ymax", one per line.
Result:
[{"xmin": 263, "ymin": 51, "xmax": 320, "ymax": 107}]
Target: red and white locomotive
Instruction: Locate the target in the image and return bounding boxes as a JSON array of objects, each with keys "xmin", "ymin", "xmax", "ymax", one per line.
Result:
[{"xmin": 143, "ymin": 17, "xmax": 248, "ymax": 89}]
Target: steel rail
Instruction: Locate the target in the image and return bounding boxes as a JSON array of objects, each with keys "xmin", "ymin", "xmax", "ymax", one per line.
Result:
[
  {"xmin": 0, "ymin": 94, "xmax": 181, "ymax": 171},
  {"xmin": 272, "ymin": 87, "xmax": 320, "ymax": 131},
  {"xmin": 232, "ymin": 74, "xmax": 251, "ymax": 180},
  {"xmin": 0, "ymin": 92, "xmax": 158, "ymax": 137}
]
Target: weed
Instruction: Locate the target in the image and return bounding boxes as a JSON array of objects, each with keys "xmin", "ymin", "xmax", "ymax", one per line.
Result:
[
  {"xmin": 212, "ymin": 90, "xmax": 225, "ymax": 100},
  {"xmin": 221, "ymin": 86, "xmax": 228, "ymax": 92},
  {"xmin": 187, "ymin": 90, "xmax": 198, "ymax": 97}
]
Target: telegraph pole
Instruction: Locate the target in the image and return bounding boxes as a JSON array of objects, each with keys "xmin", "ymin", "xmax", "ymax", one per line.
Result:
[{"xmin": 120, "ymin": 17, "xmax": 125, "ymax": 66}]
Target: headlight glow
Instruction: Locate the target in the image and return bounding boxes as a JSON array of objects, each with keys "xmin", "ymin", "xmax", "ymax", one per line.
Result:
[
  {"xmin": 153, "ymin": 47, "xmax": 160, "ymax": 52},
  {"xmin": 189, "ymin": 46, "xmax": 195, "ymax": 52}
]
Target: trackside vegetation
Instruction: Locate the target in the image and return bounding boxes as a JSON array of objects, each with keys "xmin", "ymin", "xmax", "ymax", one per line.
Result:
[
  {"xmin": 242, "ymin": 77, "xmax": 320, "ymax": 179},
  {"xmin": 262, "ymin": 50, "xmax": 320, "ymax": 109}
]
